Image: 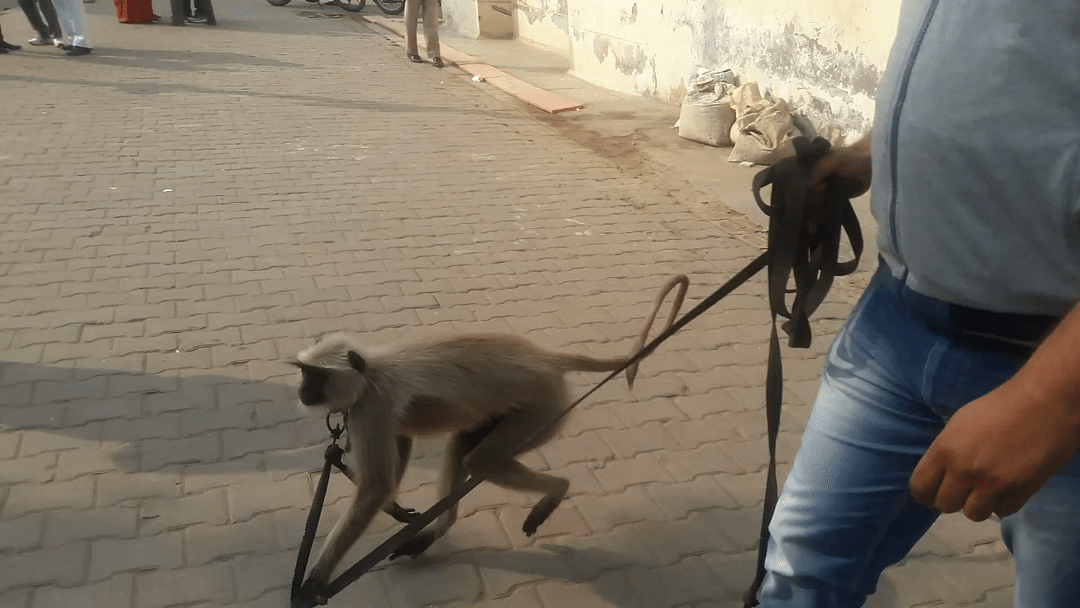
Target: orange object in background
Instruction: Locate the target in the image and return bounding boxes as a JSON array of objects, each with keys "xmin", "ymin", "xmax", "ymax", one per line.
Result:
[{"xmin": 112, "ymin": 0, "xmax": 158, "ymax": 23}]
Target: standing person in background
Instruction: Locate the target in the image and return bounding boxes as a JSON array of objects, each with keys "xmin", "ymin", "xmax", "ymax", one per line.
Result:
[
  {"xmin": 50, "ymin": 0, "xmax": 92, "ymax": 55},
  {"xmin": 170, "ymin": 0, "xmax": 213, "ymax": 26},
  {"xmin": 18, "ymin": 0, "xmax": 63, "ymax": 46},
  {"xmin": 112, "ymin": 0, "xmax": 159, "ymax": 24},
  {"xmin": 187, "ymin": 0, "xmax": 215, "ymax": 25},
  {"xmin": 0, "ymin": 24, "xmax": 22, "ymax": 52},
  {"xmin": 404, "ymin": 0, "xmax": 441, "ymax": 68}
]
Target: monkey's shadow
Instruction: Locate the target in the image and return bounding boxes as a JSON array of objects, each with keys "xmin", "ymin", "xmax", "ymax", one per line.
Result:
[{"xmin": 0, "ymin": 353, "xmax": 638, "ymax": 477}]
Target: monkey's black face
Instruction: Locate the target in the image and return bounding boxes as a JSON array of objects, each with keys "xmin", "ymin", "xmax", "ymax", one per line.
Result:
[
  {"xmin": 288, "ymin": 346, "xmax": 366, "ymax": 414},
  {"xmin": 295, "ymin": 365, "xmax": 330, "ymax": 406}
]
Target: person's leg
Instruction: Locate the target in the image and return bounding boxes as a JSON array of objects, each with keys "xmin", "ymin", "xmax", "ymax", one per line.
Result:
[
  {"xmin": 421, "ymin": 0, "xmax": 440, "ymax": 62},
  {"xmin": 1001, "ymin": 450, "xmax": 1080, "ymax": 607},
  {"xmin": 918, "ymin": 327, "xmax": 1080, "ymax": 607},
  {"xmin": 170, "ymin": 0, "xmax": 185, "ymax": 26},
  {"xmin": 18, "ymin": 0, "xmax": 52, "ymax": 40},
  {"xmin": 760, "ymin": 271, "xmax": 949, "ymax": 606},
  {"xmin": 403, "ymin": 0, "xmax": 422, "ymax": 61},
  {"xmin": 51, "ymin": 0, "xmax": 91, "ymax": 51},
  {"xmin": 190, "ymin": 0, "xmax": 215, "ymax": 24},
  {"xmin": 38, "ymin": 0, "xmax": 64, "ymax": 39},
  {"xmin": 200, "ymin": 0, "xmax": 215, "ymax": 26},
  {"xmin": 0, "ymin": 22, "xmax": 21, "ymax": 50}
]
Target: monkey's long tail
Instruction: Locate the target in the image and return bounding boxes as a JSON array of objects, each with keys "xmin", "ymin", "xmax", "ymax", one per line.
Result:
[
  {"xmin": 545, "ymin": 274, "xmax": 689, "ymax": 379},
  {"xmin": 625, "ymin": 274, "xmax": 690, "ymax": 389},
  {"xmin": 550, "ymin": 353, "xmax": 631, "ymax": 373}
]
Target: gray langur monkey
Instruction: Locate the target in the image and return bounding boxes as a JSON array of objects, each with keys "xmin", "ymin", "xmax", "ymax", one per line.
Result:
[{"xmin": 289, "ymin": 275, "xmax": 689, "ymax": 601}]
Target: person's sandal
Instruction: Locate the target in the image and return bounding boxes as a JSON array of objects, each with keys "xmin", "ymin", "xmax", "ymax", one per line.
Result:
[
  {"xmin": 407, "ymin": 53, "xmax": 423, "ymax": 63},
  {"xmin": 432, "ymin": 56, "xmax": 443, "ymax": 68}
]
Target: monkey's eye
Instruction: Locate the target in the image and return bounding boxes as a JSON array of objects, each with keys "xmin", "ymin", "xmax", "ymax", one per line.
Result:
[{"xmin": 302, "ymin": 367, "xmax": 329, "ymax": 385}]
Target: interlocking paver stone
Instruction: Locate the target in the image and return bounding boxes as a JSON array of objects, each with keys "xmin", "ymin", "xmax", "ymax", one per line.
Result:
[
  {"xmin": 30, "ymin": 573, "xmax": 133, "ymax": 608},
  {"xmin": 88, "ymin": 533, "xmax": 184, "ymax": 582},
  {"xmin": 185, "ymin": 511, "xmax": 282, "ymax": 565},
  {"xmin": 135, "ymin": 562, "xmax": 236, "ymax": 608},
  {"xmin": 43, "ymin": 506, "xmax": 138, "ymax": 547},
  {"xmin": 0, "ymin": 513, "xmax": 44, "ymax": 552},
  {"xmin": 0, "ymin": 542, "xmax": 88, "ymax": 589},
  {"xmin": 0, "ymin": 0, "xmax": 1015, "ymax": 605}
]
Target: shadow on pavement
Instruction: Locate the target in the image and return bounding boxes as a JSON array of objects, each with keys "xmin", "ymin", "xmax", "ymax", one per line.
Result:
[
  {"xmin": 0, "ymin": 359, "xmax": 335, "ymax": 476},
  {"xmin": 0, "ymin": 66, "xmax": 514, "ymax": 115}
]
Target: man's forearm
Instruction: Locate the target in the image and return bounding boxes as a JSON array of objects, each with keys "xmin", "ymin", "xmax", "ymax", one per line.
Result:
[{"xmin": 1004, "ymin": 301, "xmax": 1080, "ymax": 436}]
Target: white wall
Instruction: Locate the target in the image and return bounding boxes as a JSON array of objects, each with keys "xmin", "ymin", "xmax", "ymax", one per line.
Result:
[
  {"xmin": 514, "ymin": 0, "xmax": 571, "ymax": 55},
  {"xmin": 444, "ymin": 0, "xmax": 482, "ymax": 39},
  {"xmin": 447, "ymin": 0, "xmax": 904, "ymax": 141}
]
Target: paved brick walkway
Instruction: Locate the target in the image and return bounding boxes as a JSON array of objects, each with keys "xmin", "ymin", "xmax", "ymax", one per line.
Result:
[{"xmin": 1, "ymin": 2, "xmax": 1014, "ymax": 607}]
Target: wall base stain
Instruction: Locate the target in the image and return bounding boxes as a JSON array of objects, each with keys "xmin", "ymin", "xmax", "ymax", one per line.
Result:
[{"xmin": 457, "ymin": 0, "xmax": 896, "ymax": 138}]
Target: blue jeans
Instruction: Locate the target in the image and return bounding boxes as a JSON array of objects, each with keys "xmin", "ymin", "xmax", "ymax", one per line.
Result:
[{"xmin": 760, "ymin": 263, "xmax": 1080, "ymax": 607}]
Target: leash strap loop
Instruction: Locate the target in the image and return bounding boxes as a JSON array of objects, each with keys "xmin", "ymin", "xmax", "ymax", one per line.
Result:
[{"xmin": 741, "ymin": 137, "xmax": 863, "ymax": 607}]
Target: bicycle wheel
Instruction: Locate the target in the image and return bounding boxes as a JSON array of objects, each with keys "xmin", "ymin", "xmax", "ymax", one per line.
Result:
[
  {"xmin": 374, "ymin": 0, "xmax": 404, "ymax": 15},
  {"xmin": 336, "ymin": 0, "xmax": 366, "ymax": 11},
  {"xmin": 267, "ymin": 0, "xmax": 292, "ymax": 6}
]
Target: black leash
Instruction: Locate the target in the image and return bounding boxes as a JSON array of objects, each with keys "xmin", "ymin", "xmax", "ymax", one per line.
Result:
[
  {"xmin": 291, "ymin": 414, "xmax": 346, "ymax": 604},
  {"xmin": 741, "ymin": 136, "xmax": 864, "ymax": 606},
  {"xmin": 290, "ymin": 136, "xmax": 863, "ymax": 608}
]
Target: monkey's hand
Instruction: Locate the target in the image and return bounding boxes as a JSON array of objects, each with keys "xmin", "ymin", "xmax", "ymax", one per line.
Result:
[
  {"xmin": 384, "ymin": 502, "xmax": 422, "ymax": 524},
  {"xmin": 389, "ymin": 530, "xmax": 438, "ymax": 560}
]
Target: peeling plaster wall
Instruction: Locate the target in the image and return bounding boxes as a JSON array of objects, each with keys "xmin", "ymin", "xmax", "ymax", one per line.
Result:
[
  {"xmin": 514, "ymin": 0, "xmax": 571, "ymax": 54},
  {"xmin": 505, "ymin": 0, "xmax": 902, "ymax": 141},
  {"xmin": 444, "ymin": 0, "xmax": 481, "ymax": 39}
]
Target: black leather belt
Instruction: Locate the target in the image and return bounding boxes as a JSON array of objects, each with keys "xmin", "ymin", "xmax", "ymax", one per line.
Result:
[{"xmin": 875, "ymin": 257, "xmax": 1061, "ymax": 356}]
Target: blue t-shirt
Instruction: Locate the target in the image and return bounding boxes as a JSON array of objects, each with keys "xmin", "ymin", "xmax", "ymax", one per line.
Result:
[{"xmin": 873, "ymin": 0, "xmax": 1080, "ymax": 316}]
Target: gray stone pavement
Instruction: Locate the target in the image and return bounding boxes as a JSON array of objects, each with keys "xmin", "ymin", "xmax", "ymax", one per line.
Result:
[{"xmin": 1, "ymin": 1, "xmax": 1013, "ymax": 607}]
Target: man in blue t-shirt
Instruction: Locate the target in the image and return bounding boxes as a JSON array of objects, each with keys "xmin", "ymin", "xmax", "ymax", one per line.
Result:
[{"xmin": 758, "ymin": 1, "xmax": 1080, "ymax": 606}]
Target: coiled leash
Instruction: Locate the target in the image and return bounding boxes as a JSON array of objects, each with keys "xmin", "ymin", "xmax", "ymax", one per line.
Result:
[
  {"xmin": 290, "ymin": 136, "xmax": 863, "ymax": 608},
  {"xmin": 741, "ymin": 136, "xmax": 863, "ymax": 607}
]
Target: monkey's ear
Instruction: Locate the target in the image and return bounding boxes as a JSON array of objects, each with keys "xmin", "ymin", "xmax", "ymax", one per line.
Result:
[{"xmin": 347, "ymin": 351, "xmax": 366, "ymax": 373}]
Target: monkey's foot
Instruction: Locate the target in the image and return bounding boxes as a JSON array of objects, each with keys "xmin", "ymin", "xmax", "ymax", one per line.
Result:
[
  {"xmin": 389, "ymin": 530, "xmax": 437, "ymax": 560},
  {"xmin": 523, "ymin": 496, "xmax": 564, "ymax": 536},
  {"xmin": 385, "ymin": 502, "xmax": 422, "ymax": 524},
  {"xmin": 291, "ymin": 578, "xmax": 328, "ymax": 608}
]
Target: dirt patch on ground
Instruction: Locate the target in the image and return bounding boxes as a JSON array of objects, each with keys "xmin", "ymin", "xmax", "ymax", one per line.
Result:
[{"xmin": 529, "ymin": 107, "xmax": 770, "ymax": 252}]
